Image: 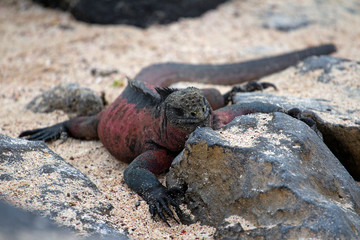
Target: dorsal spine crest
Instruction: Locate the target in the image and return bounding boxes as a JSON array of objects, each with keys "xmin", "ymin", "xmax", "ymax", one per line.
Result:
[{"xmin": 155, "ymin": 87, "xmax": 178, "ymax": 101}]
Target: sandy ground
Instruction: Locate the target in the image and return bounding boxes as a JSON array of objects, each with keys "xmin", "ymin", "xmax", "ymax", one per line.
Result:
[{"xmin": 0, "ymin": 0, "xmax": 359, "ymax": 239}]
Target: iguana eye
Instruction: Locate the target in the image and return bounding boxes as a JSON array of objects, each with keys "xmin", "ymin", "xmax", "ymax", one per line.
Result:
[{"xmin": 173, "ymin": 108, "xmax": 184, "ymax": 117}]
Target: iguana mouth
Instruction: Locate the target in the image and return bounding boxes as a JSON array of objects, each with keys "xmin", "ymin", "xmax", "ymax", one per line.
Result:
[
  {"xmin": 172, "ymin": 109, "xmax": 212, "ymax": 128},
  {"xmin": 177, "ymin": 118, "xmax": 209, "ymax": 126}
]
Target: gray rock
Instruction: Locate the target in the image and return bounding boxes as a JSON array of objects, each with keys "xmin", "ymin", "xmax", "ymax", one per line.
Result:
[
  {"xmin": 167, "ymin": 112, "xmax": 360, "ymax": 239},
  {"xmin": 0, "ymin": 134, "xmax": 128, "ymax": 239},
  {"xmin": 260, "ymin": 2, "xmax": 314, "ymax": 32},
  {"xmin": 234, "ymin": 93, "xmax": 336, "ymax": 114},
  {"xmin": 233, "ymin": 56, "xmax": 360, "ymax": 180},
  {"xmin": 26, "ymin": 83, "xmax": 104, "ymax": 118},
  {"xmin": 298, "ymin": 56, "xmax": 347, "ymax": 74},
  {"xmin": 0, "ymin": 199, "xmax": 78, "ymax": 240},
  {"xmin": 298, "ymin": 56, "xmax": 353, "ymax": 83},
  {"xmin": 0, "ymin": 199, "xmax": 126, "ymax": 240},
  {"xmin": 260, "ymin": 0, "xmax": 360, "ymax": 33},
  {"xmin": 260, "ymin": 1, "xmax": 357, "ymax": 32},
  {"xmin": 263, "ymin": 13, "xmax": 311, "ymax": 32}
]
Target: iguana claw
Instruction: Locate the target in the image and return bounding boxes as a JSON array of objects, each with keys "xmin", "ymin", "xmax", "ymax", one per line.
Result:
[
  {"xmin": 19, "ymin": 122, "xmax": 68, "ymax": 142},
  {"xmin": 224, "ymin": 81, "xmax": 277, "ymax": 105},
  {"xmin": 145, "ymin": 186, "xmax": 184, "ymax": 226},
  {"xmin": 287, "ymin": 108, "xmax": 323, "ymax": 140}
]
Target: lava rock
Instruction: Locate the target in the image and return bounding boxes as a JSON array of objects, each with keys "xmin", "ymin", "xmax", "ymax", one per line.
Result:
[
  {"xmin": 0, "ymin": 199, "xmax": 77, "ymax": 240},
  {"xmin": 263, "ymin": 13, "xmax": 311, "ymax": 31},
  {"xmin": 0, "ymin": 199, "xmax": 126, "ymax": 240},
  {"xmin": 260, "ymin": 2, "xmax": 337, "ymax": 32},
  {"xmin": 26, "ymin": 83, "xmax": 104, "ymax": 118},
  {"xmin": 233, "ymin": 56, "xmax": 360, "ymax": 180},
  {"xmin": 167, "ymin": 112, "xmax": 360, "ymax": 239},
  {"xmin": 0, "ymin": 134, "xmax": 127, "ymax": 239},
  {"xmin": 32, "ymin": 0, "xmax": 229, "ymax": 28},
  {"xmin": 298, "ymin": 56, "xmax": 351, "ymax": 83},
  {"xmin": 234, "ymin": 93, "xmax": 336, "ymax": 114}
]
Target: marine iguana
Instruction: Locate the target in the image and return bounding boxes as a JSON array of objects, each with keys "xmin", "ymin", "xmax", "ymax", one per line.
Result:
[{"xmin": 19, "ymin": 44, "xmax": 336, "ymax": 225}]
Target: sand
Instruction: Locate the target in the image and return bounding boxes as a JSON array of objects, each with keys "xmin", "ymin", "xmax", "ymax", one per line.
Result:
[{"xmin": 1, "ymin": 0, "xmax": 359, "ymax": 239}]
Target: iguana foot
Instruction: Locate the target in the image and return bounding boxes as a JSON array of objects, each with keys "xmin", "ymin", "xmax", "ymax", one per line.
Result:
[
  {"xmin": 224, "ymin": 81, "xmax": 277, "ymax": 105},
  {"xmin": 237, "ymin": 81, "xmax": 277, "ymax": 93},
  {"xmin": 19, "ymin": 122, "xmax": 68, "ymax": 142},
  {"xmin": 145, "ymin": 186, "xmax": 184, "ymax": 226},
  {"xmin": 287, "ymin": 108, "xmax": 323, "ymax": 140}
]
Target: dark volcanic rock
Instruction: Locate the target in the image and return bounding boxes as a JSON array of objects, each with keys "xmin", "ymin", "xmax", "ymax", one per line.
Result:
[
  {"xmin": 32, "ymin": 0, "xmax": 229, "ymax": 28},
  {"xmin": 233, "ymin": 56, "xmax": 360, "ymax": 180},
  {"xmin": 0, "ymin": 134, "xmax": 127, "ymax": 239},
  {"xmin": 0, "ymin": 199, "xmax": 76, "ymax": 240},
  {"xmin": 0, "ymin": 199, "xmax": 127, "ymax": 240},
  {"xmin": 26, "ymin": 83, "xmax": 104, "ymax": 118},
  {"xmin": 234, "ymin": 93, "xmax": 337, "ymax": 114},
  {"xmin": 167, "ymin": 112, "xmax": 360, "ymax": 239}
]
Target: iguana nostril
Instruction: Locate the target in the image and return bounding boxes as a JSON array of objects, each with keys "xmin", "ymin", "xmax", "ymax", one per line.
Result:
[{"xmin": 191, "ymin": 112, "xmax": 196, "ymax": 117}]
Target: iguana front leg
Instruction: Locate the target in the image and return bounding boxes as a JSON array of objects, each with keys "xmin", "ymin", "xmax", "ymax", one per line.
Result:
[
  {"xmin": 124, "ymin": 149, "xmax": 184, "ymax": 226},
  {"xmin": 213, "ymin": 102, "xmax": 283, "ymax": 129},
  {"xmin": 213, "ymin": 102, "xmax": 323, "ymax": 139}
]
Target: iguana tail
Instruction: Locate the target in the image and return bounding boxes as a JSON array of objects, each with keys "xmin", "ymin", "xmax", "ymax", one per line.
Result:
[{"xmin": 135, "ymin": 44, "xmax": 336, "ymax": 86}]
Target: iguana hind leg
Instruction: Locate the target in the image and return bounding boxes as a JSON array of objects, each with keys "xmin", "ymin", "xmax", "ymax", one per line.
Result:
[
  {"xmin": 19, "ymin": 114, "xmax": 101, "ymax": 141},
  {"xmin": 66, "ymin": 115, "xmax": 100, "ymax": 140}
]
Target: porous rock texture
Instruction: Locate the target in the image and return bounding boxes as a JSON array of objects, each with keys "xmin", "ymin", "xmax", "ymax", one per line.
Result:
[
  {"xmin": 0, "ymin": 134, "xmax": 128, "ymax": 239},
  {"xmin": 26, "ymin": 82, "xmax": 104, "ymax": 118},
  {"xmin": 233, "ymin": 56, "xmax": 360, "ymax": 180},
  {"xmin": 0, "ymin": 199, "xmax": 81, "ymax": 240},
  {"xmin": 167, "ymin": 112, "xmax": 360, "ymax": 239}
]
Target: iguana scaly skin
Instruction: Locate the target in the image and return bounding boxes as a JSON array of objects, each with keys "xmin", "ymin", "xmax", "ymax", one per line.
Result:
[{"xmin": 19, "ymin": 44, "xmax": 335, "ymax": 225}]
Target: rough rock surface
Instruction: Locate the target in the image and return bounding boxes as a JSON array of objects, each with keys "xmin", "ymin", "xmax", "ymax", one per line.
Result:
[
  {"xmin": 0, "ymin": 200, "xmax": 126, "ymax": 240},
  {"xmin": 234, "ymin": 56, "xmax": 360, "ymax": 180},
  {"xmin": 167, "ymin": 112, "xmax": 360, "ymax": 239},
  {"xmin": 0, "ymin": 134, "xmax": 128, "ymax": 239},
  {"xmin": 26, "ymin": 82, "xmax": 104, "ymax": 118},
  {"xmin": 0, "ymin": 199, "xmax": 78, "ymax": 240},
  {"xmin": 32, "ymin": 0, "xmax": 229, "ymax": 28},
  {"xmin": 262, "ymin": 13, "xmax": 311, "ymax": 32},
  {"xmin": 260, "ymin": 1, "xmax": 349, "ymax": 32}
]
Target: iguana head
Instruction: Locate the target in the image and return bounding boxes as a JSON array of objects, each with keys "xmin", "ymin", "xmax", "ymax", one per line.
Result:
[{"xmin": 157, "ymin": 87, "xmax": 212, "ymax": 132}]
